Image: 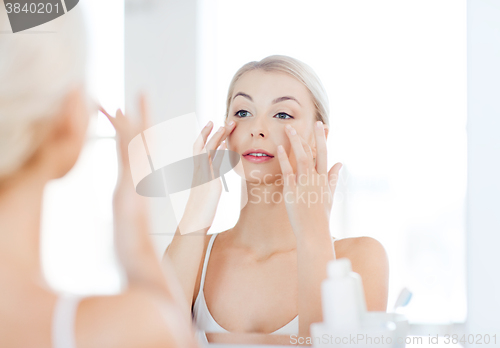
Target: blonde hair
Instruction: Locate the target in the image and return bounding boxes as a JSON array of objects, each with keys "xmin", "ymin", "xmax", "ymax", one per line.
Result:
[
  {"xmin": 0, "ymin": 6, "xmax": 87, "ymax": 180},
  {"xmin": 225, "ymin": 55, "xmax": 330, "ymax": 127}
]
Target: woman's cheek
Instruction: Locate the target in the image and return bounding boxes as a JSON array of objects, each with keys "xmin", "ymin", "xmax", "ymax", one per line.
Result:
[{"xmin": 278, "ymin": 130, "xmax": 291, "ymax": 150}]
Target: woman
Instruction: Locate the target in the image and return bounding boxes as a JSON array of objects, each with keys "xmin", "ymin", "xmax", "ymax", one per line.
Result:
[
  {"xmin": 164, "ymin": 55, "xmax": 389, "ymax": 344},
  {"xmin": 0, "ymin": 6, "xmax": 198, "ymax": 348}
]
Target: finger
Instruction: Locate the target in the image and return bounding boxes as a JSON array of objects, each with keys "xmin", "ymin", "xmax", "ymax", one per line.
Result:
[
  {"xmin": 276, "ymin": 144, "xmax": 296, "ymax": 187},
  {"xmin": 218, "ymin": 120, "xmax": 236, "ymax": 148},
  {"xmin": 137, "ymin": 96, "xmax": 153, "ymax": 157},
  {"xmin": 139, "ymin": 93, "xmax": 152, "ymax": 131},
  {"xmin": 99, "ymin": 105, "xmax": 116, "ymax": 128},
  {"xmin": 114, "ymin": 109, "xmax": 128, "ymax": 138},
  {"xmin": 285, "ymin": 125, "xmax": 311, "ymax": 175},
  {"xmin": 115, "ymin": 108, "xmax": 130, "ymax": 135},
  {"xmin": 302, "ymin": 138, "xmax": 314, "ymax": 162},
  {"xmin": 212, "ymin": 141, "xmax": 226, "ymax": 177},
  {"xmin": 116, "ymin": 108, "xmax": 125, "ymax": 119},
  {"xmin": 193, "ymin": 120, "xmax": 213, "ymax": 155},
  {"xmin": 314, "ymin": 121, "xmax": 328, "ymax": 175},
  {"xmin": 205, "ymin": 125, "xmax": 227, "ymax": 158},
  {"xmin": 113, "ymin": 110, "xmax": 131, "ymax": 170},
  {"xmin": 224, "ymin": 118, "xmax": 237, "ymax": 136},
  {"xmin": 328, "ymin": 162, "xmax": 343, "ymax": 194},
  {"xmin": 210, "ymin": 119, "xmax": 236, "ymax": 149}
]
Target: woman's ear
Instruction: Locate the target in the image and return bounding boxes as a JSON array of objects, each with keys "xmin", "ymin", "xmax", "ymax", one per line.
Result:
[
  {"xmin": 43, "ymin": 85, "xmax": 90, "ymax": 178},
  {"xmin": 48, "ymin": 86, "xmax": 87, "ymax": 142}
]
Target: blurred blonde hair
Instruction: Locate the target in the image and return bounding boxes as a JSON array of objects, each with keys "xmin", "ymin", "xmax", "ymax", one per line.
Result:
[
  {"xmin": 0, "ymin": 6, "xmax": 88, "ymax": 180},
  {"xmin": 225, "ymin": 55, "xmax": 330, "ymax": 128}
]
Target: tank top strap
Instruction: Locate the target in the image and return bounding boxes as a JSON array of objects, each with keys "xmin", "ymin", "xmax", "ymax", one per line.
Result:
[
  {"xmin": 52, "ymin": 293, "xmax": 83, "ymax": 348},
  {"xmin": 332, "ymin": 237, "xmax": 338, "ymax": 259},
  {"xmin": 199, "ymin": 233, "xmax": 218, "ymax": 291}
]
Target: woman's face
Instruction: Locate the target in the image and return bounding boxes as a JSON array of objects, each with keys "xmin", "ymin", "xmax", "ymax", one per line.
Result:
[{"xmin": 226, "ymin": 69, "xmax": 320, "ymax": 184}]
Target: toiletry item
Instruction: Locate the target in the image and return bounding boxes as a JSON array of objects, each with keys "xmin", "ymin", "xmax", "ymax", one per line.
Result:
[
  {"xmin": 322, "ymin": 258, "xmax": 367, "ymax": 332},
  {"xmin": 392, "ymin": 287, "xmax": 412, "ymax": 311}
]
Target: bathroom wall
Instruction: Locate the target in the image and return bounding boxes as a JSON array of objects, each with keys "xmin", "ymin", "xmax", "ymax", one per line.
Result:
[
  {"xmin": 124, "ymin": 0, "xmax": 198, "ymax": 254},
  {"xmin": 466, "ymin": 0, "xmax": 500, "ymax": 339}
]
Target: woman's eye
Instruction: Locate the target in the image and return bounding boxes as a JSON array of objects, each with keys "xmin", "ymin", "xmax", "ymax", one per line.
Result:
[
  {"xmin": 235, "ymin": 110, "xmax": 251, "ymax": 118},
  {"xmin": 275, "ymin": 112, "xmax": 293, "ymax": 120}
]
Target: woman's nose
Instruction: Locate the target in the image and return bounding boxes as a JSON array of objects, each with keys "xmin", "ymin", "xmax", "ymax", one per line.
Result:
[
  {"xmin": 251, "ymin": 130, "xmax": 265, "ymax": 138},
  {"xmin": 250, "ymin": 118, "xmax": 267, "ymax": 138}
]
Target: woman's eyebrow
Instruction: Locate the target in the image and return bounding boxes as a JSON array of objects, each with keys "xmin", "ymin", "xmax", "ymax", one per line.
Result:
[
  {"xmin": 271, "ymin": 96, "xmax": 301, "ymax": 106},
  {"xmin": 233, "ymin": 92, "xmax": 252, "ymax": 101},
  {"xmin": 233, "ymin": 92, "xmax": 301, "ymax": 106}
]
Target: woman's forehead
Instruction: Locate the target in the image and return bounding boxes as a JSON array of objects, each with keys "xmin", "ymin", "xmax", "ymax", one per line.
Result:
[{"xmin": 232, "ymin": 70, "xmax": 310, "ymax": 103}]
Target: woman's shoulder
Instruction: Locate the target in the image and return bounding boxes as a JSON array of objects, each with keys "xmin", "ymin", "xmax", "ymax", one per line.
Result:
[
  {"xmin": 333, "ymin": 236, "xmax": 388, "ymax": 265},
  {"xmin": 332, "ymin": 236, "xmax": 389, "ymax": 311},
  {"xmin": 0, "ymin": 271, "xmax": 57, "ymax": 347},
  {"xmin": 78, "ymin": 288, "xmax": 196, "ymax": 348}
]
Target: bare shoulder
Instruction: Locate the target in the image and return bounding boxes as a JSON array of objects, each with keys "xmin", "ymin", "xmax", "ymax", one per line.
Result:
[
  {"xmin": 76, "ymin": 288, "xmax": 197, "ymax": 348},
  {"xmin": 332, "ymin": 236, "xmax": 389, "ymax": 311},
  {"xmin": 333, "ymin": 236, "xmax": 387, "ymax": 260}
]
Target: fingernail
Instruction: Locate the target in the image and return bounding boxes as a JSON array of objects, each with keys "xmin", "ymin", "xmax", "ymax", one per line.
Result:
[
  {"xmin": 278, "ymin": 145, "xmax": 284, "ymax": 153},
  {"xmin": 218, "ymin": 126, "xmax": 224, "ymax": 133},
  {"xmin": 229, "ymin": 121, "xmax": 235, "ymax": 126},
  {"xmin": 205, "ymin": 120, "xmax": 212, "ymax": 128},
  {"xmin": 289, "ymin": 126, "xmax": 296, "ymax": 135},
  {"xmin": 316, "ymin": 121, "xmax": 323, "ymax": 129}
]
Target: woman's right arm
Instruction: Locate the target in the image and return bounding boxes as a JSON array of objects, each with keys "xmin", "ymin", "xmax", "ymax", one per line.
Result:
[
  {"xmin": 162, "ymin": 119, "xmax": 236, "ymax": 312},
  {"xmin": 92, "ymin": 97, "xmax": 200, "ymax": 348}
]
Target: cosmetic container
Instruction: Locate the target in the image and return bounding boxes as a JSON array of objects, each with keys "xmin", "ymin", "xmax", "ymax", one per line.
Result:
[
  {"xmin": 312, "ymin": 260, "xmax": 410, "ymax": 347},
  {"xmin": 322, "ymin": 258, "xmax": 367, "ymax": 331}
]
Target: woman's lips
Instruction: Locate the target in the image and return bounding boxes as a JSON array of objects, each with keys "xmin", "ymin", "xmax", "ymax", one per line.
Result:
[{"xmin": 242, "ymin": 154, "xmax": 274, "ymax": 163}]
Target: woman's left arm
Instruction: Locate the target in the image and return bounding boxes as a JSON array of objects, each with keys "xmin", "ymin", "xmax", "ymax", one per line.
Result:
[
  {"xmin": 276, "ymin": 121, "xmax": 340, "ymax": 339},
  {"xmin": 276, "ymin": 121, "xmax": 388, "ymax": 339}
]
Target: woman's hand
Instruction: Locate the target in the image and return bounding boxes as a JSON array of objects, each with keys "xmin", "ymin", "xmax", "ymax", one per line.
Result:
[
  {"xmin": 276, "ymin": 121, "xmax": 342, "ymax": 236},
  {"xmin": 100, "ymin": 96, "xmax": 186, "ymax": 302},
  {"xmin": 277, "ymin": 120, "xmax": 343, "ymax": 338},
  {"xmin": 99, "ymin": 97, "xmax": 152, "ymax": 266},
  {"xmin": 177, "ymin": 119, "xmax": 236, "ymax": 235}
]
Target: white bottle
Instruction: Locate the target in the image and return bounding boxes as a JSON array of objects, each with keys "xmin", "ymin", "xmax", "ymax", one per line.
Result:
[{"xmin": 321, "ymin": 258, "xmax": 367, "ymax": 332}]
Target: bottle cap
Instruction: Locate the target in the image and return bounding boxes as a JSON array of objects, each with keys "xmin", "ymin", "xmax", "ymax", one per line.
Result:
[{"xmin": 327, "ymin": 258, "xmax": 352, "ymax": 277}]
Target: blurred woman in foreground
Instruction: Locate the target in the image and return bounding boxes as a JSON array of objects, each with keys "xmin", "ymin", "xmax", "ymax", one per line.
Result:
[{"xmin": 0, "ymin": 5, "xmax": 199, "ymax": 348}]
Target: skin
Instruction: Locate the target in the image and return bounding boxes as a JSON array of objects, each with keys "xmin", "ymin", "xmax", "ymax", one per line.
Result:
[
  {"xmin": 165, "ymin": 70, "xmax": 389, "ymax": 345},
  {"xmin": 0, "ymin": 87, "xmax": 199, "ymax": 348}
]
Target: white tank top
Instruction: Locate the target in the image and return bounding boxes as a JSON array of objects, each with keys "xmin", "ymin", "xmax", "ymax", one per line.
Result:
[
  {"xmin": 52, "ymin": 294, "xmax": 83, "ymax": 348},
  {"xmin": 192, "ymin": 232, "xmax": 338, "ymax": 340}
]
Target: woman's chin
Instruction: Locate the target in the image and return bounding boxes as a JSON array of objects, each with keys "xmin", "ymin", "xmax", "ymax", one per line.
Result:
[{"xmin": 242, "ymin": 170, "xmax": 283, "ymax": 186}]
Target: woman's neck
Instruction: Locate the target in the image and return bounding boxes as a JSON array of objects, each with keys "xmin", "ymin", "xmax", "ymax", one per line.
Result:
[
  {"xmin": 0, "ymin": 170, "xmax": 46, "ymax": 279},
  {"xmin": 230, "ymin": 179, "xmax": 297, "ymax": 256}
]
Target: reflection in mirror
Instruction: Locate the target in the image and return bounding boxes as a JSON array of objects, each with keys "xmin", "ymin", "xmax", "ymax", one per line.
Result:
[{"xmin": 198, "ymin": 0, "xmax": 467, "ymax": 326}]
